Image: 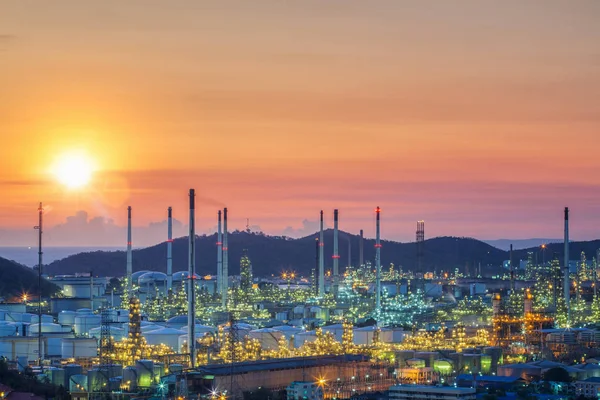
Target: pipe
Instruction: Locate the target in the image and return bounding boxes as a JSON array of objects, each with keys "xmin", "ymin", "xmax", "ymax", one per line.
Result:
[
  {"xmin": 359, "ymin": 229, "xmax": 364, "ymax": 267},
  {"xmin": 127, "ymin": 206, "xmax": 132, "ymax": 294},
  {"xmin": 222, "ymin": 208, "xmax": 228, "ymax": 308},
  {"xmin": 167, "ymin": 207, "xmax": 173, "ymax": 293},
  {"xmin": 564, "ymin": 207, "xmax": 570, "ymax": 322},
  {"xmin": 188, "ymin": 189, "xmax": 196, "ymax": 368},
  {"xmin": 333, "ymin": 209, "xmax": 339, "ymax": 296},
  {"xmin": 217, "ymin": 210, "xmax": 223, "ymax": 298},
  {"xmin": 375, "ymin": 207, "xmax": 382, "ymax": 313},
  {"xmin": 319, "ymin": 210, "xmax": 325, "ymax": 296}
]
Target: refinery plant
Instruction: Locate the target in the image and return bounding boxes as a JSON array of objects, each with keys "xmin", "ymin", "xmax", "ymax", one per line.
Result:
[{"xmin": 2, "ymin": 196, "xmax": 600, "ymax": 400}]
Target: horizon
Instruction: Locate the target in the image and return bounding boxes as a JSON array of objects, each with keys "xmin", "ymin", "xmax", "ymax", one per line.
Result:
[{"xmin": 1, "ymin": 1, "xmax": 599, "ymax": 246}]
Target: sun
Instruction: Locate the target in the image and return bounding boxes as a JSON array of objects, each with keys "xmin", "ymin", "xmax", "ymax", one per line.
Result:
[{"xmin": 51, "ymin": 151, "xmax": 95, "ymax": 189}]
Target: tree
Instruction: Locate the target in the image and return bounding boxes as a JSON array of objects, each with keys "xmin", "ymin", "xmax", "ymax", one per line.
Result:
[{"xmin": 543, "ymin": 367, "xmax": 571, "ymax": 383}]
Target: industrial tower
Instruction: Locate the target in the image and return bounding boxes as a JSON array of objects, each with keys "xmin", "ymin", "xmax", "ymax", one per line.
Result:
[{"xmin": 416, "ymin": 221, "xmax": 424, "ymax": 275}]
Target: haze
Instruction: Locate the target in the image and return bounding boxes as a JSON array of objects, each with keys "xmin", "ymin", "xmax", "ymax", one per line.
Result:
[{"xmin": 1, "ymin": 1, "xmax": 599, "ymax": 247}]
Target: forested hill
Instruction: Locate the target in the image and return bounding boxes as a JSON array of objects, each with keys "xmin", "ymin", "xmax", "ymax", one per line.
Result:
[
  {"xmin": 44, "ymin": 231, "xmax": 512, "ymax": 277},
  {"xmin": 0, "ymin": 257, "xmax": 60, "ymax": 300}
]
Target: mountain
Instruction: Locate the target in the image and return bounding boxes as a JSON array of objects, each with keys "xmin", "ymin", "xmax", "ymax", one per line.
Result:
[
  {"xmin": 511, "ymin": 240, "xmax": 600, "ymax": 265},
  {"xmin": 45, "ymin": 231, "xmax": 508, "ymax": 278},
  {"xmin": 483, "ymin": 238, "xmax": 562, "ymax": 251},
  {"xmin": 0, "ymin": 257, "xmax": 60, "ymax": 300}
]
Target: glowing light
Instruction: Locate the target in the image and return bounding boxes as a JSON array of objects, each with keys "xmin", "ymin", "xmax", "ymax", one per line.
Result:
[{"xmin": 51, "ymin": 151, "xmax": 95, "ymax": 189}]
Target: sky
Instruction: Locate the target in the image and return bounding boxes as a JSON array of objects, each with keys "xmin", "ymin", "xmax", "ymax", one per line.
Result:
[{"xmin": 0, "ymin": 0, "xmax": 599, "ymax": 247}]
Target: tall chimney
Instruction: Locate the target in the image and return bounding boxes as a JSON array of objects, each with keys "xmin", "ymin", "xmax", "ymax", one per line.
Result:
[
  {"xmin": 375, "ymin": 207, "xmax": 382, "ymax": 313},
  {"xmin": 564, "ymin": 207, "xmax": 570, "ymax": 322},
  {"xmin": 359, "ymin": 229, "xmax": 364, "ymax": 267},
  {"xmin": 315, "ymin": 238, "xmax": 320, "ymax": 296},
  {"xmin": 222, "ymin": 208, "xmax": 229, "ymax": 308},
  {"xmin": 127, "ymin": 206, "xmax": 132, "ymax": 294},
  {"xmin": 510, "ymin": 244, "xmax": 515, "ymax": 293},
  {"xmin": 319, "ymin": 210, "xmax": 325, "ymax": 296},
  {"xmin": 347, "ymin": 236, "xmax": 352, "ymax": 270},
  {"xmin": 167, "ymin": 207, "xmax": 173, "ymax": 293},
  {"xmin": 333, "ymin": 209, "xmax": 340, "ymax": 296},
  {"xmin": 217, "ymin": 210, "xmax": 223, "ymax": 298},
  {"xmin": 188, "ymin": 189, "xmax": 196, "ymax": 368}
]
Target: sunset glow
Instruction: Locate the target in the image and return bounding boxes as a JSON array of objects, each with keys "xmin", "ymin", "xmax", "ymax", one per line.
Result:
[{"xmin": 51, "ymin": 151, "xmax": 95, "ymax": 189}]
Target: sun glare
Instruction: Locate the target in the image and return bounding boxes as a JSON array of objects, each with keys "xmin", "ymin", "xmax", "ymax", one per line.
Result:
[{"xmin": 52, "ymin": 152, "xmax": 95, "ymax": 189}]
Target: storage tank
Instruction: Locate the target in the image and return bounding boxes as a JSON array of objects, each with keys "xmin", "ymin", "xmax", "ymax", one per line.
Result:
[
  {"xmin": 69, "ymin": 374, "xmax": 88, "ymax": 393},
  {"xmin": 47, "ymin": 337, "xmax": 64, "ymax": 357},
  {"xmin": 222, "ymin": 323, "xmax": 252, "ymax": 339},
  {"xmin": 74, "ymin": 315, "xmax": 101, "ymax": 336},
  {"xmin": 450, "ymin": 353, "xmax": 464, "ymax": 372},
  {"xmin": 6, "ymin": 313, "xmax": 35, "ymax": 323},
  {"xmin": 294, "ymin": 331, "xmax": 317, "ymax": 348},
  {"xmin": 395, "ymin": 350, "xmax": 415, "ymax": 367},
  {"xmin": 88, "ymin": 369, "xmax": 108, "ymax": 392},
  {"xmin": 132, "ymin": 270, "xmax": 152, "ymax": 282},
  {"xmin": 153, "ymin": 362, "xmax": 165, "ymax": 383},
  {"xmin": 61, "ymin": 338, "xmax": 98, "ymax": 358},
  {"xmin": 28, "ymin": 323, "xmax": 69, "ymax": 336},
  {"xmin": 116, "ymin": 309, "xmax": 129, "ymax": 323},
  {"xmin": 0, "ymin": 336, "xmax": 44, "ymax": 362},
  {"xmin": 58, "ymin": 311, "xmax": 77, "ymax": 326},
  {"xmin": 168, "ymin": 364, "xmax": 183, "ymax": 374},
  {"xmin": 89, "ymin": 326, "xmax": 126, "ymax": 341},
  {"xmin": 181, "ymin": 324, "xmax": 217, "ymax": 336},
  {"xmin": 30, "ymin": 314, "xmax": 54, "ymax": 324},
  {"xmin": 76, "ymin": 309, "xmax": 93, "ymax": 315},
  {"xmin": 144, "ymin": 328, "xmax": 185, "ymax": 350},
  {"xmin": 45, "ymin": 367, "xmax": 65, "ymax": 387},
  {"xmin": 406, "ymin": 358, "xmax": 426, "ymax": 368},
  {"xmin": 0, "ymin": 321, "xmax": 18, "ymax": 337},
  {"xmin": 390, "ymin": 327, "xmax": 407, "ymax": 343},
  {"xmin": 462, "ymin": 354, "xmax": 482, "ymax": 373},
  {"xmin": 481, "ymin": 354, "xmax": 492, "ymax": 373},
  {"xmin": 546, "ymin": 331, "xmax": 576, "ymax": 344},
  {"xmin": 322, "ymin": 324, "xmax": 344, "ymax": 342},
  {"xmin": 136, "ymin": 360, "xmax": 154, "ymax": 387},
  {"xmin": 434, "ymin": 359, "xmax": 454, "ymax": 375},
  {"xmin": 123, "ymin": 366, "xmax": 138, "ymax": 391},
  {"xmin": 415, "ymin": 352, "xmax": 439, "ymax": 367},
  {"xmin": 64, "ymin": 364, "xmax": 83, "ymax": 387},
  {"xmin": 483, "ymin": 347, "xmax": 503, "ymax": 372},
  {"xmin": 249, "ymin": 328, "xmax": 284, "ymax": 350}
]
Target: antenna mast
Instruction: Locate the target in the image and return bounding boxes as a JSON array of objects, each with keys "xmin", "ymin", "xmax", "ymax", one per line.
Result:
[{"xmin": 34, "ymin": 203, "xmax": 43, "ymax": 371}]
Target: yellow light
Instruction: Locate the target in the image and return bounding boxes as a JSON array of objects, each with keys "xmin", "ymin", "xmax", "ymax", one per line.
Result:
[{"xmin": 51, "ymin": 150, "xmax": 95, "ymax": 189}]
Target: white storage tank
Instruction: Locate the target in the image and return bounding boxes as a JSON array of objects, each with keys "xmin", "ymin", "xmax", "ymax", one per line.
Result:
[
  {"xmin": 294, "ymin": 331, "xmax": 317, "ymax": 348},
  {"xmin": 153, "ymin": 362, "xmax": 165, "ymax": 383},
  {"xmin": 61, "ymin": 338, "xmax": 98, "ymax": 358},
  {"xmin": 354, "ymin": 326, "xmax": 392, "ymax": 345},
  {"xmin": 0, "ymin": 337, "xmax": 44, "ymax": 362},
  {"xmin": 322, "ymin": 324, "xmax": 344, "ymax": 342},
  {"xmin": 181, "ymin": 324, "xmax": 216, "ymax": 336},
  {"xmin": 123, "ymin": 366, "xmax": 137, "ymax": 391},
  {"xmin": 6, "ymin": 313, "xmax": 35, "ymax": 323},
  {"xmin": 249, "ymin": 328, "xmax": 284, "ymax": 350},
  {"xmin": 30, "ymin": 315, "xmax": 54, "ymax": 324},
  {"xmin": 28, "ymin": 323, "xmax": 70, "ymax": 336},
  {"xmin": 69, "ymin": 374, "xmax": 88, "ymax": 393},
  {"xmin": 89, "ymin": 326, "xmax": 126, "ymax": 341},
  {"xmin": 64, "ymin": 364, "xmax": 83, "ymax": 387},
  {"xmin": 74, "ymin": 315, "xmax": 101, "ymax": 336},
  {"xmin": 76, "ymin": 309, "xmax": 93, "ymax": 315},
  {"xmin": 136, "ymin": 359, "xmax": 154, "ymax": 387},
  {"xmin": 45, "ymin": 367, "xmax": 66, "ymax": 387},
  {"xmin": 144, "ymin": 328, "xmax": 185, "ymax": 350},
  {"xmin": 58, "ymin": 311, "xmax": 77, "ymax": 326},
  {"xmin": 0, "ymin": 321, "xmax": 18, "ymax": 337},
  {"xmin": 88, "ymin": 368, "xmax": 108, "ymax": 392},
  {"xmin": 47, "ymin": 337, "xmax": 64, "ymax": 357}
]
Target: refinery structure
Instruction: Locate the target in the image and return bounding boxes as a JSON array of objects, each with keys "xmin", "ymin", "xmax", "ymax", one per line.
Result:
[{"xmin": 3, "ymin": 196, "xmax": 600, "ymax": 400}]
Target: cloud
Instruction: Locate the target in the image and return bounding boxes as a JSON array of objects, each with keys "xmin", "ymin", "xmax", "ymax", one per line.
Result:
[{"xmin": 282, "ymin": 218, "xmax": 328, "ymax": 238}]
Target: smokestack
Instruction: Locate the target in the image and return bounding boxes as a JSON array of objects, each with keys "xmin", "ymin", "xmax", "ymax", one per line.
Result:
[
  {"xmin": 89, "ymin": 270, "xmax": 94, "ymax": 304},
  {"xmin": 315, "ymin": 238, "xmax": 320, "ymax": 296},
  {"xmin": 217, "ymin": 211, "xmax": 223, "ymax": 298},
  {"xmin": 188, "ymin": 189, "xmax": 196, "ymax": 368},
  {"xmin": 333, "ymin": 209, "xmax": 339, "ymax": 296},
  {"xmin": 359, "ymin": 229, "xmax": 364, "ymax": 267},
  {"xmin": 347, "ymin": 236, "xmax": 352, "ymax": 270},
  {"xmin": 167, "ymin": 207, "xmax": 173, "ymax": 293},
  {"xmin": 222, "ymin": 208, "xmax": 228, "ymax": 308},
  {"xmin": 319, "ymin": 210, "xmax": 325, "ymax": 296},
  {"xmin": 127, "ymin": 206, "xmax": 132, "ymax": 294},
  {"xmin": 510, "ymin": 244, "xmax": 514, "ymax": 293},
  {"xmin": 564, "ymin": 207, "xmax": 570, "ymax": 322},
  {"xmin": 375, "ymin": 207, "xmax": 382, "ymax": 314}
]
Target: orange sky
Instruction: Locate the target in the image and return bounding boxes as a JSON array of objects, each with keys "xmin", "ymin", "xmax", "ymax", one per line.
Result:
[{"xmin": 1, "ymin": 1, "xmax": 599, "ymax": 246}]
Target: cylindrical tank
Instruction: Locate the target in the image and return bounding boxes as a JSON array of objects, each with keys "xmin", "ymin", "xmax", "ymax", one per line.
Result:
[
  {"xmin": 61, "ymin": 338, "xmax": 98, "ymax": 358},
  {"xmin": 136, "ymin": 360, "xmax": 154, "ymax": 387},
  {"xmin": 415, "ymin": 352, "xmax": 439, "ymax": 367},
  {"xmin": 406, "ymin": 358, "xmax": 426, "ymax": 368},
  {"xmin": 45, "ymin": 367, "xmax": 65, "ymax": 387},
  {"xmin": 322, "ymin": 324, "xmax": 344, "ymax": 342},
  {"xmin": 64, "ymin": 364, "xmax": 83, "ymax": 387},
  {"xmin": 58, "ymin": 311, "xmax": 77, "ymax": 326},
  {"xmin": 0, "ymin": 337, "xmax": 44, "ymax": 362},
  {"xmin": 122, "ymin": 366, "xmax": 138, "ymax": 391},
  {"xmin": 0, "ymin": 321, "xmax": 18, "ymax": 337},
  {"xmin": 144, "ymin": 328, "xmax": 185, "ymax": 350},
  {"xmin": 109, "ymin": 377, "xmax": 121, "ymax": 392},
  {"xmin": 153, "ymin": 362, "xmax": 165, "ymax": 383},
  {"xmin": 395, "ymin": 350, "xmax": 415, "ymax": 367},
  {"xmin": 450, "ymin": 352, "xmax": 464, "ymax": 372},
  {"xmin": 434, "ymin": 359, "xmax": 454, "ymax": 375},
  {"xmin": 28, "ymin": 323, "xmax": 68, "ymax": 336},
  {"xmin": 88, "ymin": 369, "xmax": 108, "ymax": 392},
  {"xmin": 30, "ymin": 315, "xmax": 54, "ymax": 324},
  {"xmin": 69, "ymin": 374, "xmax": 88, "ymax": 393},
  {"xmin": 74, "ymin": 315, "xmax": 101, "ymax": 336},
  {"xmin": 483, "ymin": 347, "xmax": 503, "ymax": 372},
  {"xmin": 249, "ymin": 328, "xmax": 283, "ymax": 350},
  {"xmin": 88, "ymin": 326, "xmax": 126, "ymax": 341},
  {"xmin": 76, "ymin": 309, "xmax": 93, "ymax": 315},
  {"xmin": 481, "ymin": 354, "xmax": 492, "ymax": 373},
  {"xmin": 47, "ymin": 337, "xmax": 64, "ymax": 357},
  {"xmin": 168, "ymin": 364, "xmax": 183, "ymax": 374},
  {"xmin": 294, "ymin": 331, "xmax": 317, "ymax": 348},
  {"xmin": 462, "ymin": 354, "xmax": 482, "ymax": 372}
]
